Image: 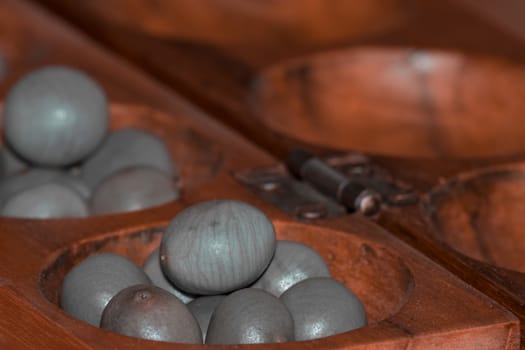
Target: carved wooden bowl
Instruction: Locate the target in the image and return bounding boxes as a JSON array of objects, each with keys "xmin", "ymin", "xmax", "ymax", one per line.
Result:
[
  {"xmin": 38, "ymin": 221, "xmax": 409, "ymax": 348},
  {"xmin": 0, "ymin": 102, "xmax": 224, "ymax": 221},
  {"xmin": 4, "ymin": 209, "xmax": 516, "ymax": 349},
  {"xmin": 427, "ymin": 163, "xmax": 525, "ymax": 274},
  {"xmin": 401, "ymin": 161, "xmax": 525, "ymax": 347},
  {"xmin": 252, "ymin": 47, "xmax": 525, "ymax": 158}
]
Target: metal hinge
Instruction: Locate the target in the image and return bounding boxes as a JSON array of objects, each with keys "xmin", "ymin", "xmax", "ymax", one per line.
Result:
[{"xmin": 233, "ymin": 150, "xmax": 418, "ymax": 222}]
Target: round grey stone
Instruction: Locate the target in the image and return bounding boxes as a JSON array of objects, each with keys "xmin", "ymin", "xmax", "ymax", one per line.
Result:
[
  {"xmin": 0, "ymin": 168, "xmax": 91, "ymax": 208},
  {"xmin": 160, "ymin": 200, "xmax": 276, "ymax": 295},
  {"xmin": 280, "ymin": 277, "xmax": 367, "ymax": 340},
  {"xmin": 252, "ymin": 240, "xmax": 331, "ymax": 297},
  {"xmin": 0, "ymin": 182, "xmax": 88, "ymax": 218},
  {"xmin": 90, "ymin": 167, "xmax": 179, "ymax": 215},
  {"xmin": 81, "ymin": 128, "xmax": 174, "ymax": 189},
  {"xmin": 4, "ymin": 66, "xmax": 108, "ymax": 166},
  {"xmin": 0, "ymin": 169, "xmax": 63, "ymax": 207},
  {"xmin": 100, "ymin": 284, "xmax": 202, "ymax": 344},
  {"xmin": 60, "ymin": 253, "xmax": 151, "ymax": 327},
  {"xmin": 206, "ymin": 288, "xmax": 294, "ymax": 344}
]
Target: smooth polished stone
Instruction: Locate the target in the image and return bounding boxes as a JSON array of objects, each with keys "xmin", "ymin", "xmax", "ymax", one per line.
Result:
[
  {"xmin": 61, "ymin": 253, "xmax": 151, "ymax": 326},
  {"xmin": 206, "ymin": 288, "xmax": 293, "ymax": 344},
  {"xmin": 0, "ymin": 168, "xmax": 91, "ymax": 209},
  {"xmin": 0, "ymin": 169, "xmax": 63, "ymax": 207},
  {"xmin": 251, "ymin": 240, "xmax": 331, "ymax": 296},
  {"xmin": 100, "ymin": 284, "xmax": 202, "ymax": 344},
  {"xmin": 90, "ymin": 167, "xmax": 179, "ymax": 215},
  {"xmin": 0, "ymin": 182, "xmax": 88, "ymax": 218},
  {"xmin": 81, "ymin": 128, "xmax": 174, "ymax": 189},
  {"xmin": 280, "ymin": 277, "xmax": 367, "ymax": 340},
  {"xmin": 160, "ymin": 200, "xmax": 276, "ymax": 295},
  {"xmin": 4, "ymin": 66, "xmax": 108, "ymax": 166}
]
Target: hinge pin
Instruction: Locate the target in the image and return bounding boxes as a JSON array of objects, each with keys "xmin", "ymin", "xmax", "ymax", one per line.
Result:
[{"xmin": 287, "ymin": 149, "xmax": 382, "ymax": 216}]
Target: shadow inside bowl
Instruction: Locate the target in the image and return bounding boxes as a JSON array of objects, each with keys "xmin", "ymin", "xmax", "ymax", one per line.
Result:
[
  {"xmin": 427, "ymin": 166, "xmax": 525, "ymax": 272},
  {"xmin": 251, "ymin": 47, "xmax": 525, "ymax": 158},
  {"xmin": 40, "ymin": 221, "xmax": 413, "ymax": 328}
]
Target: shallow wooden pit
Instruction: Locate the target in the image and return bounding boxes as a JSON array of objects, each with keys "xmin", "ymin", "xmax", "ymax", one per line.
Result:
[
  {"xmin": 0, "ymin": 203, "xmax": 516, "ymax": 349},
  {"xmin": 0, "ymin": 101, "xmax": 225, "ymax": 221},
  {"xmin": 39, "ymin": 222, "xmax": 409, "ymax": 346},
  {"xmin": 374, "ymin": 161, "xmax": 525, "ymax": 346},
  {"xmin": 428, "ymin": 164, "xmax": 525, "ymax": 273},
  {"xmin": 424, "ymin": 163, "xmax": 525, "ymax": 298},
  {"xmin": 252, "ymin": 47, "xmax": 525, "ymax": 159}
]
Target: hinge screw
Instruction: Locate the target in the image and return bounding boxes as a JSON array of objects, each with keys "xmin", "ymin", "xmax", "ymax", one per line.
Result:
[{"xmin": 295, "ymin": 203, "xmax": 327, "ymax": 221}]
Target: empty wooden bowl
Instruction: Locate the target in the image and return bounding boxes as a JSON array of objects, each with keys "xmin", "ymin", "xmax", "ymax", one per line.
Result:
[
  {"xmin": 381, "ymin": 161, "xmax": 525, "ymax": 345},
  {"xmin": 427, "ymin": 163, "xmax": 525, "ymax": 273},
  {"xmin": 252, "ymin": 47, "xmax": 525, "ymax": 158}
]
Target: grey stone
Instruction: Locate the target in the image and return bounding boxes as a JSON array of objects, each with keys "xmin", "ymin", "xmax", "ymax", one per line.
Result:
[
  {"xmin": 4, "ymin": 66, "xmax": 108, "ymax": 166},
  {"xmin": 280, "ymin": 277, "xmax": 367, "ymax": 340},
  {"xmin": 60, "ymin": 253, "xmax": 151, "ymax": 326},
  {"xmin": 100, "ymin": 284, "xmax": 202, "ymax": 344},
  {"xmin": 251, "ymin": 240, "xmax": 331, "ymax": 296},
  {"xmin": 160, "ymin": 200, "xmax": 276, "ymax": 295},
  {"xmin": 206, "ymin": 288, "xmax": 293, "ymax": 344},
  {"xmin": 1, "ymin": 182, "xmax": 88, "ymax": 218},
  {"xmin": 90, "ymin": 167, "xmax": 179, "ymax": 215},
  {"xmin": 81, "ymin": 128, "xmax": 174, "ymax": 189}
]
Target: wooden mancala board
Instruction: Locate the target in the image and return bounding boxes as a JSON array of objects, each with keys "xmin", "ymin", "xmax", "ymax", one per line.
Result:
[{"xmin": 0, "ymin": 0, "xmax": 523, "ymax": 348}]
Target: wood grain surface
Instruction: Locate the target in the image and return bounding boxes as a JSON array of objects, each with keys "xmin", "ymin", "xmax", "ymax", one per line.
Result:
[
  {"xmin": 1, "ymin": 0, "xmax": 525, "ymax": 348},
  {"xmin": 5, "ymin": 177, "xmax": 520, "ymax": 349}
]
